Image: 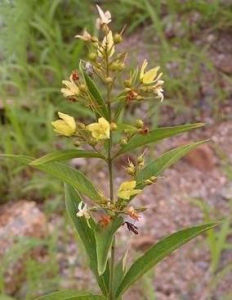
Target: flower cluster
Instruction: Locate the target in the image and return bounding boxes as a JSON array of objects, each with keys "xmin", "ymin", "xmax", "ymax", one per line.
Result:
[{"xmin": 51, "ymin": 5, "xmax": 164, "ymax": 230}]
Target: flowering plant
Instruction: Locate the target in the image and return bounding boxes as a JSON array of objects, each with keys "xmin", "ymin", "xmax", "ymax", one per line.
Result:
[{"xmin": 4, "ymin": 5, "xmax": 217, "ymax": 300}]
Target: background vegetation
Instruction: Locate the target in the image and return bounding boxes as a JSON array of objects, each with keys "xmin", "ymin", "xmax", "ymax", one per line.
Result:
[{"xmin": 0, "ymin": 0, "xmax": 232, "ymax": 299}]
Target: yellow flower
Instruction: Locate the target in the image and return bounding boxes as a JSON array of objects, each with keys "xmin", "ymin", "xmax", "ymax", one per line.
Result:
[
  {"xmin": 98, "ymin": 30, "xmax": 115, "ymax": 57},
  {"xmin": 140, "ymin": 59, "xmax": 162, "ymax": 84},
  {"xmin": 51, "ymin": 112, "xmax": 76, "ymax": 137},
  {"xmin": 96, "ymin": 5, "xmax": 111, "ymax": 28},
  {"xmin": 61, "ymin": 75, "xmax": 80, "ymax": 98},
  {"xmin": 87, "ymin": 117, "xmax": 110, "ymax": 140},
  {"xmin": 117, "ymin": 181, "xmax": 141, "ymax": 200},
  {"xmin": 75, "ymin": 29, "xmax": 92, "ymax": 41}
]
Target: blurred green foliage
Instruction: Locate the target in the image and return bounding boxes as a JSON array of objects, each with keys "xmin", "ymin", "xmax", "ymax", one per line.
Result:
[{"xmin": 0, "ymin": 0, "xmax": 232, "ymax": 298}]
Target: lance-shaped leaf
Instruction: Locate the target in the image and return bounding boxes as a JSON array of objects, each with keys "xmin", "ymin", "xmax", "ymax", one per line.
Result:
[
  {"xmin": 94, "ymin": 217, "xmax": 123, "ymax": 275},
  {"xmin": 36, "ymin": 162, "xmax": 102, "ymax": 202},
  {"xmin": 83, "ymin": 72, "xmax": 109, "ymax": 119},
  {"xmin": 1, "ymin": 155, "xmax": 102, "ymax": 202},
  {"xmin": 37, "ymin": 290, "xmax": 105, "ymax": 299},
  {"xmin": 116, "ymin": 222, "xmax": 218, "ymax": 297},
  {"xmin": 115, "ymin": 123, "xmax": 204, "ymax": 157},
  {"xmin": 112, "ymin": 258, "xmax": 126, "ymax": 298},
  {"xmin": 30, "ymin": 150, "xmax": 105, "ymax": 166},
  {"xmin": 65, "ymin": 184, "xmax": 108, "ymax": 295},
  {"xmin": 136, "ymin": 140, "xmax": 207, "ymax": 187},
  {"xmin": 0, "ymin": 154, "xmax": 32, "ymax": 164}
]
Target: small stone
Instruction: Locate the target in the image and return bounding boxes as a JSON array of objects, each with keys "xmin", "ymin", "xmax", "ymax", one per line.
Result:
[
  {"xmin": 183, "ymin": 144, "xmax": 216, "ymax": 172},
  {"xmin": 0, "ymin": 201, "xmax": 47, "ymax": 294},
  {"xmin": 214, "ymin": 53, "xmax": 232, "ymax": 74}
]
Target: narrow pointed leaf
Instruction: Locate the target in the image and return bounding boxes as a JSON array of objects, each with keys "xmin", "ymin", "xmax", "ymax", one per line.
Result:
[
  {"xmin": 112, "ymin": 259, "xmax": 125, "ymax": 297},
  {"xmin": 95, "ymin": 217, "xmax": 123, "ymax": 275},
  {"xmin": 65, "ymin": 185, "xmax": 108, "ymax": 295},
  {"xmin": 1, "ymin": 155, "xmax": 102, "ymax": 202},
  {"xmin": 116, "ymin": 222, "xmax": 218, "ymax": 297},
  {"xmin": 30, "ymin": 150, "xmax": 105, "ymax": 166},
  {"xmin": 83, "ymin": 72, "xmax": 109, "ymax": 119},
  {"xmin": 136, "ymin": 140, "xmax": 207, "ymax": 186},
  {"xmin": 36, "ymin": 162, "xmax": 102, "ymax": 202},
  {"xmin": 0, "ymin": 154, "xmax": 32, "ymax": 164},
  {"xmin": 116, "ymin": 123, "xmax": 204, "ymax": 157},
  {"xmin": 37, "ymin": 290, "xmax": 105, "ymax": 299}
]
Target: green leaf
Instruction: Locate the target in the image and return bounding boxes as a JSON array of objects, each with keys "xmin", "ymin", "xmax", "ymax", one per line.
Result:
[
  {"xmin": 30, "ymin": 150, "xmax": 105, "ymax": 166},
  {"xmin": 95, "ymin": 217, "xmax": 123, "ymax": 275},
  {"xmin": 0, "ymin": 154, "xmax": 32, "ymax": 165},
  {"xmin": 115, "ymin": 123, "xmax": 204, "ymax": 157},
  {"xmin": 136, "ymin": 140, "xmax": 207, "ymax": 186},
  {"xmin": 116, "ymin": 222, "xmax": 218, "ymax": 297},
  {"xmin": 37, "ymin": 290, "xmax": 105, "ymax": 299},
  {"xmin": 83, "ymin": 72, "xmax": 109, "ymax": 119},
  {"xmin": 112, "ymin": 259, "xmax": 125, "ymax": 297},
  {"xmin": 65, "ymin": 185, "xmax": 108, "ymax": 295},
  {"xmin": 0, "ymin": 155, "xmax": 102, "ymax": 202},
  {"xmin": 36, "ymin": 162, "xmax": 102, "ymax": 202}
]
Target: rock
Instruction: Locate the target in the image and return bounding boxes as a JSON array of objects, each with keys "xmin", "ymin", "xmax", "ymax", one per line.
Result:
[
  {"xmin": 214, "ymin": 53, "xmax": 232, "ymax": 74},
  {"xmin": 131, "ymin": 235, "xmax": 155, "ymax": 252},
  {"xmin": 0, "ymin": 200, "xmax": 47, "ymax": 293},
  {"xmin": 183, "ymin": 144, "xmax": 216, "ymax": 172}
]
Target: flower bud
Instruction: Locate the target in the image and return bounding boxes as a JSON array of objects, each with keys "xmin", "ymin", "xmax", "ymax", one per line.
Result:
[
  {"xmin": 124, "ymin": 79, "xmax": 132, "ymax": 87},
  {"xmin": 79, "ymin": 84, "xmax": 87, "ymax": 92},
  {"xmin": 126, "ymin": 166, "xmax": 135, "ymax": 176},
  {"xmin": 110, "ymin": 62, "xmax": 120, "ymax": 71},
  {"xmin": 145, "ymin": 176, "xmax": 157, "ymax": 185},
  {"xmin": 137, "ymin": 154, "xmax": 144, "ymax": 164},
  {"xmin": 145, "ymin": 179, "xmax": 153, "ymax": 185},
  {"xmin": 88, "ymin": 52, "xmax": 97, "ymax": 61},
  {"xmin": 136, "ymin": 95, "xmax": 144, "ymax": 101},
  {"xmin": 150, "ymin": 176, "xmax": 157, "ymax": 182},
  {"xmin": 105, "ymin": 77, "xmax": 113, "ymax": 84},
  {"xmin": 89, "ymin": 138, "xmax": 98, "ymax": 146},
  {"xmin": 117, "ymin": 63, "xmax": 125, "ymax": 71},
  {"xmin": 139, "ymin": 127, "xmax": 149, "ymax": 135},
  {"xmin": 110, "ymin": 122, "xmax": 117, "ymax": 130},
  {"xmin": 76, "ymin": 122, "xmax": 86, "ymax": 129},
  {"xmin": 74, "ymin": 141, "xmax": 81, "ymax": 147},
  {"xmin": 120, "ymin": 138, "xmax": 127, "ymax": 145},
  {"xmin": 91, "ymin": 36, "xmax": 98, "ymax": 43},
  {"xmin": 114, "ymin": 33, "xmax": 123, "ymax": 44},
  {"xmin": 135, "ymin": 119, "xmax": 144, "ymax": 128}
]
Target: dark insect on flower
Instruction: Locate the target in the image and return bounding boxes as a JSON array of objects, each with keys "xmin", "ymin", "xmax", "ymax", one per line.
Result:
[{"xmin": 124, "ymin": 221, "xmax": 138, "ymax": 235}]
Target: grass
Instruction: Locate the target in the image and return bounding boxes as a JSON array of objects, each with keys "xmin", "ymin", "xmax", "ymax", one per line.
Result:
[
  {"xmin": 0, "ymin": 0, "xmax": 232, "ymax": 298},
  {"xmin": 192, "ymin": 198, "xmax": 232, "ymax": 297}
]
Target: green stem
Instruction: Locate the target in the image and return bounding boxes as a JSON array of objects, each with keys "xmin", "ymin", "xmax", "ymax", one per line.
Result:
[
  {"xmin": 106, "ymin": 69, "xmax": 115, "ymax": 300},
  {"xmin": 108, "ymin": 95, "xmax": 115, "ymax": 300}
]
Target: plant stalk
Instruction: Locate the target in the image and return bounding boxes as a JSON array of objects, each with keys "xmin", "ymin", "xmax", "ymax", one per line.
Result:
[{"xmin": 105, "ymin": 44, "xmax": 115, "ymax": 299}]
